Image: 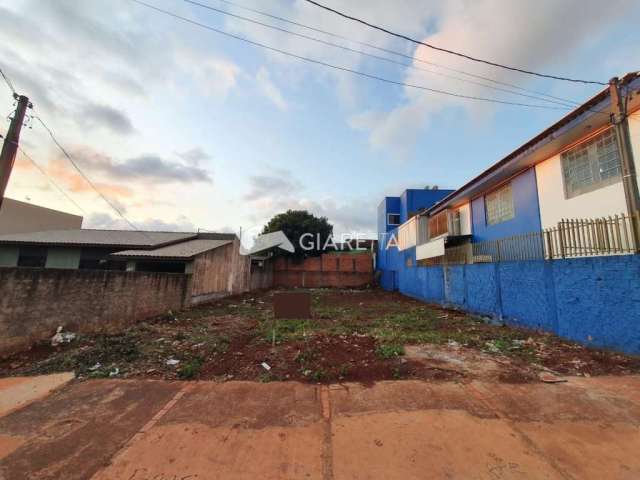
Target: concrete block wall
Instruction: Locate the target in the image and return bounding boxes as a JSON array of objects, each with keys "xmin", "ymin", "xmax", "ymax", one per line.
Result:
[
  {"xmin": 379, "ymin": 251, "xmax": 640, "ymax": 354},
  {"xmin": 0, "ymin": 267, "xmax": 191, "ymax": 357},
  {"xmin": 190, "ymin": 239, "xmax": 252, "ymax": 304}
]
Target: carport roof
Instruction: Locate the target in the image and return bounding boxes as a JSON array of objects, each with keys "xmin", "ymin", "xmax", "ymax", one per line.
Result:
[
  {"xmin": 111, "ymin": 238, "xmax": 233, "ymax": 260},
  {"xmin": 0, "ymin": 229, "xmax": 196, "ymax": 248}
]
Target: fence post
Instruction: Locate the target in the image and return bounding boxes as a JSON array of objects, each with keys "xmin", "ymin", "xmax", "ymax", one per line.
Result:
[
  {"xmin": 558, "ymin": 220, "xmax": 566, "ymax": 258},
  {"xmin": 632, "ymin": 210, "xmax": 640, "ymax": 253},
  {"xmin": 545, "ymin": 229, "xmax": 553, "ymax": 259}
]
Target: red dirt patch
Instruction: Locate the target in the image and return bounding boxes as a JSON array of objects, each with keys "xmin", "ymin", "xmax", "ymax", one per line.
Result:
[{"xmin": 199, "ymin": 333, "xmax": 463, "ymax": 385}]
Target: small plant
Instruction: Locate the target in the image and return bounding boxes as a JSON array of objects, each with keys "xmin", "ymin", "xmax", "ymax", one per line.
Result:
[
  {"xmin": 309, "ymin": 369, "xmax": 326, "ymax": 382},
  {"xmin": 178, "ymin": 358, "xmax": 203, "ymax": 379},
  {"xmin": 259, "ymin": 372, "xmax": 277, "ymax": 383},
  {"xmin": 376, "ymin": 344, "xmax": 405, "ymax": 359},
  {"xmin": 295, "ymin": 349, "xmax": 317, "ymax": 366}
]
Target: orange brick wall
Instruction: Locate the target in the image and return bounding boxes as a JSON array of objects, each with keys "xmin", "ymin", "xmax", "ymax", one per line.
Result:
[{"xmin": 273, "ymin": 253, "xmax": 373, "ymax": 288}]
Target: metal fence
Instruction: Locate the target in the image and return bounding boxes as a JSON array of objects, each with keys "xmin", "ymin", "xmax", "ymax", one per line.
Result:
[{"xmin": 423, "ymin": 212, "xmax": 639, "ymax": 265}]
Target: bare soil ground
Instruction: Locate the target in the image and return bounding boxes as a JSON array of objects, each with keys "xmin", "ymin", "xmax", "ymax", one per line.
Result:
[{"xmin": 1, "ymin": 288, "xmax": 638, "ymax": 384}]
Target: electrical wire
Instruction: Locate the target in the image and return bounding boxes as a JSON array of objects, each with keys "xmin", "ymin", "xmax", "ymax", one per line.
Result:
[
  {"xmin": 302, "ymin": 0, "xmax": 607, "ymax": 86},
  {"xmin": 0, "ymin": 67, "xmax": 16, "ymax": 95},
  {"xmin": 132, "ymin": 0, "xmax": 573, "ymax": 112},
  {"xmin": 185, "ymin": 0, "xmax": 576, "ymax": 108},
  {"xmin": 205, "ymin": 0, "xmax": 583, "ymax": 107},
  {"xmin": 5, "ymin": 136, "xmax": 87, "ymax": 215},
  {"xmin": 34, "ymin": 116, "xmax": 144, "ymax": 232}
]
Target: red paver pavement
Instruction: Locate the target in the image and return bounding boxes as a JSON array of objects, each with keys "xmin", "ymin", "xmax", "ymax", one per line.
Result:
[{"xmin": 0, "ymin": 375, "xmax": 639, "ymax": 479}]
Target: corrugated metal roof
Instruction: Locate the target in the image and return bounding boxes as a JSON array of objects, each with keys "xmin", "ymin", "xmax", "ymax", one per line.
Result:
[
  {"xmin": 111, "ymin": 238, "xmax": 233, "ymax": 260},
  {"xmin": 0, "ymin": 229, "xmax": 196, "ymax": 248}
]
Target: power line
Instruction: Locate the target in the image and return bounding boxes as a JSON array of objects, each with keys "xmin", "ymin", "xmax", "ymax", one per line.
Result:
[
  {"xmin": 0, "ymin": 134, "xmax": 88, "ymax": 215},
  {"xmin": 132, "ymin": 0, "xmax": 572, "ymax": 112},
  {"xmin": 34, "ymin": 115, "xmax": 142, "ymax": 231},
  {"xmin": 302, "ymin": 0, "xmax": 607, "ymax": 86},
  {"xmin": 207, "ymin": 0, "xmax": 583, "ymax": 107},
  {"xmin": 0, "ymin": 67, "xmax": 16, "ymax": 95},
  {"xmin": 185, "ymin": 0, "xmax": 576, "ymax": 108}
]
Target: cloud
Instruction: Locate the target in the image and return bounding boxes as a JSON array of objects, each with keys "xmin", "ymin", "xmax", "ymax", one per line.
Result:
[
  {"xmin": 62, "ymin": 147, "xmax": 213, "ymax": 184},
  {"xmin": 242, "ymin": 167, "xmax": 377, "ymax": 236},
  {"xmin": 176, "ymin": 147, "xmax": 211, "ymax": 166},
  {"xmin": 256, "ymin": 67, "xmax": 288, "ymax": 110},
  {"xmin": 350, "ymin": 0, "xmax": 631, "ymax": 156},
  {"xmin": 47, "ymin": 158, "xmax": 133, "ymax": 198},
  {"xmin": 84, "ymin": 212, "xmax": 197, "ymax": 232},
  {"xmin": 81, "ymin": 103, "xmax": 135, "ymax": 135},
  {"xmin": 107, "ymin": 155, "xmax": 212, "ymax": 183},
  {"xmin": 244, "ymin": 168, "xmax": 304, "ymax": 201},
  {"xmin": 176, "ymin": 48, "xmax": 242, "ymax": 98}
]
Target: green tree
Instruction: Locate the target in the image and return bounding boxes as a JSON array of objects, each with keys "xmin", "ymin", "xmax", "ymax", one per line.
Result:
[{"xmin": 262, "ymin": 210, "xmax": 333, "ymax": 259}]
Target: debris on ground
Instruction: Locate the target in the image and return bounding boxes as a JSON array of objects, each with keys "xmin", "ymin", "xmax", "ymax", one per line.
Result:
[
  {"xmin": 1, "ymin": 289, "xmax": 639, "ymax": 384},
  {"xmin": 51, "ymin": 326, "xmax": 76, "ymax": 347}
]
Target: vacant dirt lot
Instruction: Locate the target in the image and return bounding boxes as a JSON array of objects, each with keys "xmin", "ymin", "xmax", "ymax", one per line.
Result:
[{"xmin": 1, "ymin": 288, "xmax": 639, "ymax": 384}]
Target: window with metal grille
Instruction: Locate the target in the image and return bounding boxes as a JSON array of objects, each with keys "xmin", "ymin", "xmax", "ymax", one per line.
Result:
[
  {"xmin": 485, "ymin": 183, "xmax": 514, "ymax": 225},
  {"xmin": 561, "ymin": 129, "xmax": 621, "ymax": 198}
]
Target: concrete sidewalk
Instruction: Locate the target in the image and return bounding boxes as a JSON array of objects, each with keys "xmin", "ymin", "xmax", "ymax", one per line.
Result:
[{"xmin": 0, "ymin": 376, "xmax": 639, "ymax": 479}]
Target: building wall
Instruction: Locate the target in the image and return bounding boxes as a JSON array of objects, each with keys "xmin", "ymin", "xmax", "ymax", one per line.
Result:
[
  {"xmin": 535, "ymin": 151, "xmax": 628, "ymax": 229},
  {"xmin": 457, "ymin": 202, "xmax": 472, "ymax": 235},
  {"xmin": 273, "ymin": 253, "xmax": 373, "ymax": 288},
  {"xmin": 0, "ymin": 198, "xmax": 82, "ymax": 234},
  {"xmin": 0, "ymin": 267, "xmax": 191, "ymax": 357},
  {"xmin": 471, "ymin": 168, "xmax": 542, "ymax": 241},
  {"xmin": 45, "ymin": 247, "xmax": 81, "ymax": 269},
  {"xmin": 190, "ymin": 238, "xmax": 251, "ymax": 303},
  {"xmin": 400, "ymin": 189, "xmax": 454, "ymax": 223},
  {"xmin": 0, "ymin": 246, "xmax": 18, "ymax": 267},
  {"xmin": 379, "ymin": 246, "xmax": 640, "ymax": 354},
  {"xmin": 377, "ymin": 197, "xmax": 401, "ymax": 234},
  {"xmin": 250, "ymin": 260, "xmax": 274, "ymax": 290}
]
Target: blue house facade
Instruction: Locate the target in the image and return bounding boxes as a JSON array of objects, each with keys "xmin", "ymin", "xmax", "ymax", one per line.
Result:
[
  {"xmin": 375, "ymin": 72, "xmax": 640, "ymax": 354},
  {"xmin": 470, "ymin": 168, "xmax": 542, "ymax": 242},
  {"xmin": 377, "ymin": 188, "xmax": 454, "ymax": 234}
]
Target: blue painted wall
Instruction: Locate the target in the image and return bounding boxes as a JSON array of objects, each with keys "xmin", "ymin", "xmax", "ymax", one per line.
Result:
[
  {"xmin": 471, "ymin": 168, "xmax": 542, "ymax": 241},
  {"xmin": 378, "ymin": 254, "xmax": 640, "ymax": 355},
  {"xmin": 377, "ymin": 197, "xmax": 402, "ymax": 234},
  {"xmin": 400, "ymin": 189, "xmax": 454, "ymax": 224},
  {"xmin": 378, "ymin": 189, "xmax": 454, "ymax": 235}
]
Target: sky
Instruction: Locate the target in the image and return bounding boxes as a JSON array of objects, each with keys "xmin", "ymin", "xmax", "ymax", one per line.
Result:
[{"xmin": 0, "ymin": 0, "xmax": 639, "ymax": 239}]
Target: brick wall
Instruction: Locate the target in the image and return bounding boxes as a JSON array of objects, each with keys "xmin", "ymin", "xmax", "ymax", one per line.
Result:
[
  {"xmin": 273, "ymin": 253, "xmax": 373, "ymax": 288},
  {"xmin": 0, "ymin": 267, "xmax": 191, "ymax": 357}
]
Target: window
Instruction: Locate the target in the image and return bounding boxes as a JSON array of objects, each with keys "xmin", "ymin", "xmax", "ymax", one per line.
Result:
[
  {"xmin": 387, "ymin": 213, "xmax": 400, "ymax": 225},
  {"xmin": 428, "ymin": 211, "xmax": 448, "ymax": 238},
  {"xmin": 561, "ymin": 129, "xmax": 621, "ymax": 198},
  {"xmin": 450, "ymin": 209, "xmax": 462, "ymax": 236},
  {"xmin": 17, "ymin": 246, "xmax": 47, "ymax": 267},
  {"xmin": 485, "ymin": 183, "xmax": 515, "ymax": 225}
]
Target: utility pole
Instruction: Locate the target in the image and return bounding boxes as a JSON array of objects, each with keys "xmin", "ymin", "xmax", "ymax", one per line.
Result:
[
  {"xmin": 609, "ymin": 76, "xmax": 640, "ymax": 251},
  {"xmin": 0, "ymin": 94, "xmax": 30, "ymax": 210}
]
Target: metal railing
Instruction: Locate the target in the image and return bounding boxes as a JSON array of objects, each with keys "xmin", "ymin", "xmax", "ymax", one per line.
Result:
[
  {"xmin": 544, "ymin": 213, "xmax": 638, "ymax": 258},
  {"xmin": 421, "ymin": 212, "xmax": 639, "ymax": 265}
]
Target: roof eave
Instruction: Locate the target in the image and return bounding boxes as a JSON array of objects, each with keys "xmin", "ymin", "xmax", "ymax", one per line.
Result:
[{"xmin": 426, "ymin": 72, "xmax": 640, "ymax": 215}]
